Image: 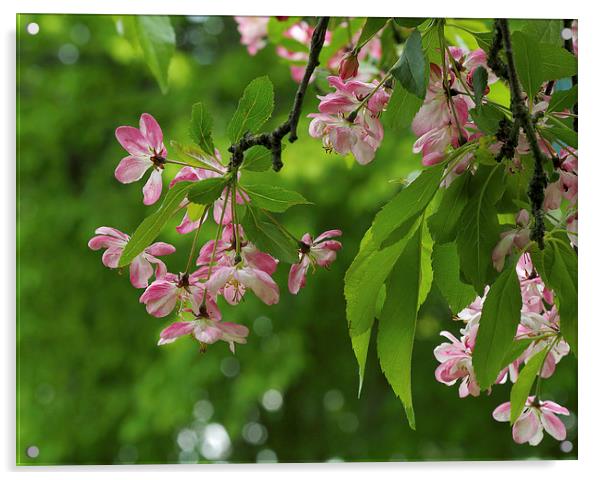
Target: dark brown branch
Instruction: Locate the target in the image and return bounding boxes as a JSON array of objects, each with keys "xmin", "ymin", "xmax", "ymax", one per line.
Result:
[
  {"xmin": 497, "ymin": 19, "xmax": 547, "ymax": 249},
  {"xmin": 228, "ymin": 17, "xmax": 330, "ymax": 172}
]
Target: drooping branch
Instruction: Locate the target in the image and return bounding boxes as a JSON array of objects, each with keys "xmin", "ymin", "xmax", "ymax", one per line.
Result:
[
  {"xmin": 228, "ymin": 17, "xmax": 330, "ymax": 172},
  {"xmin": 496, "ymin": 18, "xmax": 547, "ymax": 249}
]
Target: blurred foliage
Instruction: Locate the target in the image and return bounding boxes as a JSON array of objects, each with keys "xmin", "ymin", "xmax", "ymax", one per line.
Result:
[{"xmin": 16, "ymin": 14, "xmax": 577, "ymax": 465}]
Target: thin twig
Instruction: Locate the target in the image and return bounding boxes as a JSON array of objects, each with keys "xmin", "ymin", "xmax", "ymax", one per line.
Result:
[
  {"xmin": 228, "ymin": 17, "xmax": 330, "ymax": 172},
  {"xmin": 497, "ymin": 19, "xmax": 548, "ymax": 249}
]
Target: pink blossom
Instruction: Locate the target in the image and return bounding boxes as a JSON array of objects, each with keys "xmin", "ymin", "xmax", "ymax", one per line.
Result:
[
  {"xmin": 308, "ymin": 76, "xmax": 389, "ymax": 165},
  {"xmin": 197, "ymin": 224, "xmax": 278, "ymax": 276},
  {"xmin": 516, "ymin": 254, "xmax": 554, "ymax": 314},
  {"xmin": 234, "ymin": 17, "xmax": 269, "ymax": 55},
  {"xmin": 492, "ymin": 209, "xmax": 531, "ymax": 272},
  {"xmin": 338, "ymin": 52, "xmax": 360, "ymax": 80},
  {"xmin": 140, "ymin": 271, "xmax": 219, "ymax": 318},
  {"xmin": 159, "ymin": 318, "xmax": 249, "ymax": 353},
  {"xmin": 288, "ymin": 230, "xmax": 342, "ymax": 294},
  {"xmin": 493, "ymin": 396, "xmax": 569, "ymax": 445},
  {"xmin": 115, "ymin": 113, "xmax": 167, "ymax": 206},
  {"xmin": 456, "ymin": 287, "xmax": 488, "ymax": 330},
  {"xmin": 206, "ymin": 261, "xmax": 280, "ymax": 306},
  {"xmin": 433, "ymin": 326, "xmax": 481, "ymax": 398},
  {"xmin": 88, "ymin": 226, "xmax": 175, "ymax": 288}
]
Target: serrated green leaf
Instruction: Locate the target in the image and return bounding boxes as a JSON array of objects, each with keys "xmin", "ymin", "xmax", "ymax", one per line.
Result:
[
  {"xmin": 470, "ymin": 104, "xmax": 505, "ymax": 135},
  {"xmin": 372, "ymin": 163, "xmax": 444, "ymax": 247},
  {"xmin": 472, "ymin": 264, "xmax": 523, "ymax": 389},
  {"xmin": 352, "ymin": 328, "xmax": 372, "ymax": 398},
  {"xmin": 539, "ymin": 43, "xmax": 578, "ymax": 81},
  {"xmin": 357, "ymin": 18, "xmax": 389, "ymax": 47},
  {"xmin": 394, "ymin": 18, "xmax": 428, "ymax": 28},
  {"xmin": 391, "ymin": 30, "xmax": 427, "ymax": 99},
  {"xmin": 512, "ymin": 30, "xmax": 544, "ymax": 100},
  {"xmin": 547, "ymin": 85, "xmax": 578, "ymax": 113},
  {"xmin": 541, "ymin": 116, "xmax": 578, "ymax": 149},
  {"xmin": 189, "ymin": 102, "xmax": 215, "ymax": 155},
  {"xmin": 432, "ymin": 243, "xmax": 478, "ymax": 313},
  {"xmin": 377, "ymin": 221, "xmax": 423, "ymax": 430},
  {"xmin": 118, "ymin": 182, "xmax": 191, "ymax": 267},
  {"xmin": 187, "ymin": 177, "xmax": 229, "ymax": 205},
  {"xmin": 456, "ymin": 165, "xmax": 505, "ymax": 291},
  {"xmin": 381, "ymin": 81, "xmax": 424, "ymax": 131},
  {"xmin": 243, "ymin": 184, "xmax": 310, "ymax": 213},
  {"xmin": 471, "ymin": 31, "xmax": 494, "ymax": 52},
  {"xmin": 227, "ymin": 76, "xmax": 275, "ymax": 143},
  {"xmin": 510, "ymin": 348, "xmax": 548, "ymax": 424},
  {"xmin": 135, "ymin": 16, "xmax": 175, "ymax": 94},
  {"xmin": 242, "ymin": 145, "xmax": 272, "ymax": 172},
  {"xmin": 240, "ymin": 205, "xmax": 299, "ymax": 264},
  {"xmin": 428, "ymin": 172, "xmax": 471, "ymax": 243},
  {"xmin": 522, "ymin": 20, "xmax": 563, "ymax": 47},
  {"xmin": 345, "ymin": 227, "xmax": 414, "ymax": 337},
  {"xmin": 539, "ymin": 237, "xmax": 578, "ymax": 355},
  {"xmin": 169, "ymin": 141, "xmax": 223, "ymax": 172}
]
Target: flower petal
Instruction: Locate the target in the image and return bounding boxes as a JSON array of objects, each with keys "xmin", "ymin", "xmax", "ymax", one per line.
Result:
[
  {"xmin": 115, "ymin": 126, "xmax": 150, "ymax": 157},
  {"xmin": 115, "ymin": 156, "xmax": 152, "ymax": 184},
  {"xmin": 142, "ymin": 169, "xmax": 163, "ymax": 206},
  {"xmin": 139, "ymin": 113, "xmax": 164, "ymax": 154}
]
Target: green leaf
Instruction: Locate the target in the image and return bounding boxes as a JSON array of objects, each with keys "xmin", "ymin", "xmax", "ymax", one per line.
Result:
[
  {"xmin": 501, "ymin": 338, "xmax": 535, "ymax": 370},
  {"xmin": 242, "ymin": 145, "xmax": 272, "ymax": 172},
  {"xmin": 428, "ymin": 172, "xmax": 470, "ymax": 243},
  {"xmin": 522, "ymin": 20, "xmax": 563, "ymax": 47},
  {"xmin": 381, "ymin": 81, "xmax": 424, "ymax": 131},
  {"xmin": 243, "ymin": 184, "xmax": 310, "ymax": 212},
  {"xmin": 372, "ymin": 163, "xmax": 444, "ymax": 247},
  {"xmin": 377, "ymin": 221, "xmax": 424, "ymax": 430},
  {"xmin": 511, "ymin": 31, "xmax": 544, "ymax": 100},
  {"xmin": 118, "ymin": 182, "xmax": 191, "ymax": 267},
  {"xmin": 391, "ymin": 30, "xmax": 427, "ymax": 99},
  {"xmin": 357, "ymin": 18, "xmax": 389, "ymax": 48},
  {"xmin": 186, "ymin": 203, "xmax": 206, "ymax": 221},
  {"xmin": 539, "ymin": 43, "xmax": 577, "ymax": 81},
  {"xmin": 471, "ymin": 31, "xmax": 494, "ymax": 52},
  {"xmin": 227, "ymin": 76, "xmax": 275, "ymax": 143},
  {"xmin": 547, "ymin": 85, "xmax": 578, "ymax": 113},
  {"xmin": 169, "ymin": 141, "xmax": 223, "ymax": 172},
  {"xmin": 472, "ymin": 66, "xmax": 488, "ymax": 107},
  {"xmin": 432, "ymin": 243, "xmax": 477, "ymax": 313},
  {"xmin": 541, "ymin": 116, "xmax": 578, "ymax": 149},
  {"xmin": 470, "ymin": 104, "xmax": 505, "ymax": 135},
  {"xmin": 418, "ymin": 221, "xmax": 434, "ymax": 306},
  {"xmin": 189, "ymin": 102, "xmax": 215, "ymax": 156},
  {"xmin": 135, "ymin": 16, "xmax": 175, "ymax": 94},
  {"xmin": 345, "ymin": 227, "xmax": 413, "ymax": 337},
  {"xmin": 456, "ymin": 165, "xmax": 505, "ymax": 291},
  {"xmin": 187, "ymin": 177, "xmax": 229, "ymax": 205},
  {"xmin": 320, "ymin": 18, "xmax": 364, "ymax": 63},
  {"xmin": 240, "ymin": 205, "xmax": 299, "ymax": 264},
  {"xmin": 472, "ymin": 264, "xmax": 523, "ymax": 389},
  {"xmin": 510, "ymin": 348, "xmax": 548, "ymax": 424},
  {"xmin": 538, "ymin": 237, "xmax": 578, "ymax": 355},
  {"xmin": 352, "ymin": 328, "xmax": 372, "ymax": 398},
  {"xmin": 394, "ymin": 18, "xmax": 428, "ymax": 28}
]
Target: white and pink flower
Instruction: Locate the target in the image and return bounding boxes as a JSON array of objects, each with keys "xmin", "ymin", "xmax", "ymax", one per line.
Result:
[
  {"xmin": 159, "ymin": 318, "xmax": 249, "ymax": 353},
  {"xmin": 115, "ymin": 113, "xmax": 167, "ymax": 205},
  {"xmin": 493, "ymin": 396, "xmax": 569, "ymax": 445},
  {"xmin": 288, "ymin": 229, "xmax": 342, "ymax": 295},
  {"xmin": 234, "ymin": 17, "xmax": 269, "ymax": 55},
  {"xmin": 88, "ymin": 226, "xmax": 175, "ymax": 288}
]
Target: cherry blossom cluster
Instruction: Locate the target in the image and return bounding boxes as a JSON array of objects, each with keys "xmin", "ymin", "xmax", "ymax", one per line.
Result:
[
  {"xmin": 234, "ymin": 17, "xmax": 382, "ymax": 83},
  {"xmin": 434, "ymin": 254, "xmax": 571, "ymax": 446},
  {"xmin": 89, "ymin": 113, "xmax": 342, "ymax": 353}
]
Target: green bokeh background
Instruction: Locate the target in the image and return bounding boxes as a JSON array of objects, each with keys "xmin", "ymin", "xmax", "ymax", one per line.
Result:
[{"xmin": 16, "ymin": 14, "xmax": 577, "ymax": 465}]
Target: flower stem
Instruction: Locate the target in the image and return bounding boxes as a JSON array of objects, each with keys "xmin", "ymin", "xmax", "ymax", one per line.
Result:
[{"xmin": 184, "ymin": 205, "xmax": 210, "ymax": 274}]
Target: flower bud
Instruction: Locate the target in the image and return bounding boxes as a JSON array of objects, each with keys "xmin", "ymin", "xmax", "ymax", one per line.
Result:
[{"xmin": 338, "ymin": 53, "xmax": 359, "ymax": 80}]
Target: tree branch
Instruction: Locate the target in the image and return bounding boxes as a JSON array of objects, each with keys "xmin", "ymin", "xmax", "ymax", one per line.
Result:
[
  {"xmin": 496, "ymin": 18, "xmax": 547, "ymax": 249},
  {"xmin": 228, "ymin": 17, "xmax": 330, "ymax": 172}
]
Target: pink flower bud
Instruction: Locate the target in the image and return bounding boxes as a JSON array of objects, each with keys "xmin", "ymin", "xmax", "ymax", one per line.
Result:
[{"xmin": 338, "ymin": 53, "xmax": 359, "ymax": 80}]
